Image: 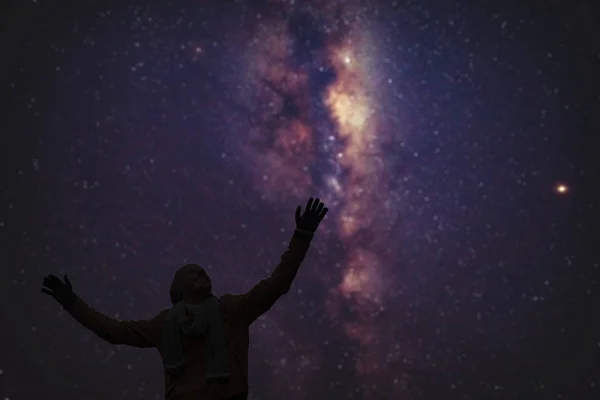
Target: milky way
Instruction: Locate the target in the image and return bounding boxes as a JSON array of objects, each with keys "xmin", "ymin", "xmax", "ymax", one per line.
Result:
[{"xmin": 226, "ymin": 3, "xmax": 410, "ymax": 396}]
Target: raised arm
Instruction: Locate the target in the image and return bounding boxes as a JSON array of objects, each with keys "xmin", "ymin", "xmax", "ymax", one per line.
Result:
[
  {"xmin": 41, "ymin": 274, "xmax": 163, "ymax": 348},
  {"xmin": 229, "ymin": 198, "xmax": 328, "ymax": 325}
]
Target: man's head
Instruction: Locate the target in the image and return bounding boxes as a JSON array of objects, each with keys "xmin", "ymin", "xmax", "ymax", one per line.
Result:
[{"xmin": 170, "ymin": 263, "xmax": 212, "ymax": 304}]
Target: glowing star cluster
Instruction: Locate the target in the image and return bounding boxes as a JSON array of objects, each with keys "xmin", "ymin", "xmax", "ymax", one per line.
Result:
[
  {"xmin": 216, "ymin": 1, "xmax": 414, "ymax": 399},
  {"xmin": 227, "ymin": 2, "xmax": 407, "ymax": 398}
]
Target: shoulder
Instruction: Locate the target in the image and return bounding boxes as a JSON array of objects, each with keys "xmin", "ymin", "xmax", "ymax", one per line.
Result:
[
  {"xmin": 150, "ymin": 308, "xmax": 171, "ymax": 323},
  {"xmin": 218, "ymin": 293, "xmax": 242, "ymax": 313},
  {"xmin": 218, "ymin": 293, "xmax": 236, "ymax": 306}
]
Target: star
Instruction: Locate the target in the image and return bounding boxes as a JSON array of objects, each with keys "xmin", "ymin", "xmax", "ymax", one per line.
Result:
[{"xmin": 554, "ymin": 183, "xmax": 569, "ymax": 194}]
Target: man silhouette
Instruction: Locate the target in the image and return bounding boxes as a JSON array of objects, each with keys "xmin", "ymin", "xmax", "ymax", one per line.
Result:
[{"xmin": 41, "ymin": 198, "xmax": 328, "ymax": 400}]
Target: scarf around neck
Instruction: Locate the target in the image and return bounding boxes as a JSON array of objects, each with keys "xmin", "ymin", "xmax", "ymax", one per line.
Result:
[{"xmin": 162, "ymin": 295, "xmax": 230, "ymax": 380}]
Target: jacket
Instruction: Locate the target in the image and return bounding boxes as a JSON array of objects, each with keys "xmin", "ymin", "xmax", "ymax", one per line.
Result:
[{"xmin": 65, "ymin": 230, "xmax": 314, "ymax": 399}]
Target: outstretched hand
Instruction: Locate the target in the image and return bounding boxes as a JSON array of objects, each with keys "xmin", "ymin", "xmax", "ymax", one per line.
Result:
[
  {"xmin": 41, "ymin": 274, "xmax": 76, "ymax": 308},
  {"xmin": 295, "ymin": 197, "xmax": 328, "ymax": 233}
]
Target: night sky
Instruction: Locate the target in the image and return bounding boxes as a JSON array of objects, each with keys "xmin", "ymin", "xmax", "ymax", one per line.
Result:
[{"xmin": 1, "ymin": 0, "xmax": 598, "ymax": 399}]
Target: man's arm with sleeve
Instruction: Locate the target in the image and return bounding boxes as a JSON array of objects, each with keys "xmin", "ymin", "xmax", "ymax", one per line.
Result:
[
  {"xmin": 228, "ymin": 229, "xmax": 314, "ymax": 325},
  {"xmin": 65, "ymin": 296, "xmax": 164, "ymax": 348}
]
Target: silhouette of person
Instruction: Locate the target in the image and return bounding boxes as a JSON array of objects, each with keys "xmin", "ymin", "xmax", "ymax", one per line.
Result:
[{"xmin": 41, "ymin": 198, "xmax": 328, "ymax": 400}]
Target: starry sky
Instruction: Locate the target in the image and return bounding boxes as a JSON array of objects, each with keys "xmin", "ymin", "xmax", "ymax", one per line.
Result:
[{"xmin": 1, "ymin": 0, "xmax": 598, "ymax": 399}]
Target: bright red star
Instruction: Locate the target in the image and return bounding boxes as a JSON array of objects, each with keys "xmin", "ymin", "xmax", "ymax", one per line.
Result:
[{"xmin": 554, "ymin": 183, "xmax": 569, "ymax": 194}]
